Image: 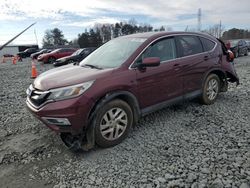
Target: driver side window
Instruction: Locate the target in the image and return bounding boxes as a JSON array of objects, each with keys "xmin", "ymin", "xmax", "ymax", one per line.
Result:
[{"xmin": 135, "ymin": 37, "xmax": 176, "ymax": 66}]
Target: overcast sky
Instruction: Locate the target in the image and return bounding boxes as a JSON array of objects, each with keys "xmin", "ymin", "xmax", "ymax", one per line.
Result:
[{"xmin": 0, "ymin": 0, "xmax": 250, "ymax": 47}]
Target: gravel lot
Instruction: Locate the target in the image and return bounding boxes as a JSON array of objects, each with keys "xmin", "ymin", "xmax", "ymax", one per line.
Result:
[{"xmin": 0, "ymin": 56, "xmax": 250, "ymax": 188}]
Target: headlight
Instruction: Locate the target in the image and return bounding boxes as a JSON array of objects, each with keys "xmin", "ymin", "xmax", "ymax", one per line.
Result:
[{"xmin": 47, "ymin": 81, "xmax": 94, "ymax": 101}]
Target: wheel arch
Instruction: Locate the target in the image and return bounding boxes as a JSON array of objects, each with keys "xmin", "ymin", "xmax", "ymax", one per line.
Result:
[
  {"xmin": 202, "ymin": 69, "xmax": 227, "ymax": 92},
  {"xmin": 88, "ymin": 90, "xmax": 141, "ymax": 127}
]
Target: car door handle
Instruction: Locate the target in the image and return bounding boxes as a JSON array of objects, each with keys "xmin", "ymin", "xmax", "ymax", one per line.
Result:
[
  {"xmin": 204, "ymin": 56, "xmax": 209, "ymax": 61},
  {"xmin": 173, "ymin": 63, "xmax": 180, "ymax": 71}
]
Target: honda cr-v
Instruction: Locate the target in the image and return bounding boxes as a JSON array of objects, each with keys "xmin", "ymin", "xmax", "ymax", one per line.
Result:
[{"xmin": 26, "ymin": 32, "xmax": 239, "ymax": 151}]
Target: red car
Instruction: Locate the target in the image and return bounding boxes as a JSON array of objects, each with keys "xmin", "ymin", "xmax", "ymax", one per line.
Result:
[
  {"xmin": 26, "ymin": 32, "xmax": 239, "ymax": 151},
  {"xmin": 37, "ymin": 48, "xmax": 77, "ymax": 63}
]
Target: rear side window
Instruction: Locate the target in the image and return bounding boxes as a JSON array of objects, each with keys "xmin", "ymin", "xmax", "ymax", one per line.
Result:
[
  {"xmin": 177, "ymin": 35, "xmax": 203, "ymax": 57},
  {"xmin": 200, "ymin": 37, "xmax": 216, "ymax": 52}
]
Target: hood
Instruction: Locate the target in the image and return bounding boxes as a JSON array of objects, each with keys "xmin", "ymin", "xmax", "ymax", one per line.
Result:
[{"xmin": 33, "ymin": 65, "xmax": 113, "ymax": 91}]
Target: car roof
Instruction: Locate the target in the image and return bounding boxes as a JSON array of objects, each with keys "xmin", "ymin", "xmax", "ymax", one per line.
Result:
[{"xmin": 120, "ymin": 31, "xmax": 216, "ymax": 41}]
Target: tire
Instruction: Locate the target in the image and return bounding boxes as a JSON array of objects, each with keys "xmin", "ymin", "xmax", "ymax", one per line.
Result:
[
  {"xmin": 244, "ymin": 50, "xmax": 248, "ymax": 56},
  {"xmin": 48, "ymin": 57, "xmax": 56, "ymax": 63},
  {"xmin": 200, "ymin": 74, "xmax": 220, "ymax": 105},
  {"xmin": 234, "ymin": 51, "xmax": 239, "ymax": 58},
  {"xmin": 94, "ymin": 99, "xmax": 133, "ymax": 148},
  {"xmin": 68, "ymin": 60, "xmax": 74, "ymax": 64}
]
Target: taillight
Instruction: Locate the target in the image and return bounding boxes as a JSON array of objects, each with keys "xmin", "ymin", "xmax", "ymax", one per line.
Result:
[{"xmin": 227, "ymin": 50, "xmax": 234, "ymax": 62}]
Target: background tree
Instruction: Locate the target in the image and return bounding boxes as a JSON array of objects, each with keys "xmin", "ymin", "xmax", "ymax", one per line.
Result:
[
  {"xmin": 42, "ymin": 28, "xmax": 68, "ymax": 48},
  {"xmin": 202, "ymin": 24, "xmax": 225, "ymax": 38},
  {"xmin": 77, "ymin": 29, "xmax": 102, "ymax": 48},
  {"xmin": 222, "ymin": 28, "xmax": 250, "ymax": 40},
  {"xmin": 76, "ymin": 19, "xmax": 154, "ymax": 47}
]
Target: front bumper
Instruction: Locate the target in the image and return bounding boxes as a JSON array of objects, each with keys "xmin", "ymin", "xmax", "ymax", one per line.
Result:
[{"xmin": 26, "ymin": 96, "xmax": 94, "ymax": 135}]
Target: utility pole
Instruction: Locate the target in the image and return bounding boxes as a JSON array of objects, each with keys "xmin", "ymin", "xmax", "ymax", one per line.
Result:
[
  {"xmin": 219, "ymin": 20, "xmax": 222, "ymax": 38},
  {"xmin": 198, "ymin": 8, "xmax": 201, "ymax": 32}
]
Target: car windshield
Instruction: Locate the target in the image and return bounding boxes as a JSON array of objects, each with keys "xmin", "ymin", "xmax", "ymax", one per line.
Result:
[
  {"xmin": 72, "ymin": 49, "xmax": 83, "ymax": 56},
  {"xmin": 79, "ymin": 38, "xmax": 146, "ymax": 69}
]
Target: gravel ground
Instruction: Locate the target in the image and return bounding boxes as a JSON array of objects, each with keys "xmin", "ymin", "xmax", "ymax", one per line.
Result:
[{"xmin": 0, "ymin": 56, "xmax": 250, "ymax": 188}]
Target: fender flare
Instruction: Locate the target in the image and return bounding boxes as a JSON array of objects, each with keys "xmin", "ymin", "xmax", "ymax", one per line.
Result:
[{"xmin": 88, "ymin": 90, "xmax": 141, "ymax": 124}]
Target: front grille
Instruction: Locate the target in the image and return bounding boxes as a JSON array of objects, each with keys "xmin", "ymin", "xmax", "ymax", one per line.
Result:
[{"xmin": 27, "ymin": 85, "xmax": 50, "ymax": 107}]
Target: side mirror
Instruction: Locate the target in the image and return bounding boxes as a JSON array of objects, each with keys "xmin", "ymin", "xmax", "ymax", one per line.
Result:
[
  {"xmin": 227, "ymin": 50, "xmax": 234, "ymax": 62},
  {"xmin": 141, "ymin": 57, "xmax": 160, "ymax": 68}
]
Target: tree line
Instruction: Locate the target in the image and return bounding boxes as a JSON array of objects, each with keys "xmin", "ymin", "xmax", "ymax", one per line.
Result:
[
  {"xmin": 221, "ymin": 28, "xmax": 250, "ymax": 40},
  {"xmin": 42, "ymin": 20, "xmax": 166, "ymax": 48},
  {"xmin": 42, "ymin": 20, "xmax": 250, "ymax": 48}
]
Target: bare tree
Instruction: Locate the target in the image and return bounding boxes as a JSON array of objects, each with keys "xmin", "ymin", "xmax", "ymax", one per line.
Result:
[{"xmin": 203, "ymin": 24, "xmax": 225, "ymax": 38}]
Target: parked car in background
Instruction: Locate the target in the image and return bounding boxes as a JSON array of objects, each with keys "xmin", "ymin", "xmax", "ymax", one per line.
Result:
[
  {"xmin": 30, "ymin": 49, "xmax": 52, "ymax": 59},
  {"xmin": 17, "ymin": 48, "xmax": 38, "ymax": 58},
  {"xmin": 53, "ymin": 47, "xmax": 97, "ymax": 67},
  {"xmin": 26, "ymin": 32, "xmax": 239, "ymax": 151},
  {"xmin": 37, "ymin": 48, "xmax": 77, "ymax": 63},
  {"xmin": 225, "ymin": 39, "xmax": 248, "ymax": 58},
  {"xmin": 246, "ymin": 41, "xmax": 250, "ymax": 51}
]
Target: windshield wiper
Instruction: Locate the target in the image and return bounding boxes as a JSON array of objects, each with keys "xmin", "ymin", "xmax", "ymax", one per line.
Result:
[{"xmin": 82, "ymin": 64, "xmax": 103, "ymax": 69}]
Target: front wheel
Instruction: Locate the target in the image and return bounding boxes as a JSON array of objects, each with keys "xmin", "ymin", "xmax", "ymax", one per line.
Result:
[
  {"xmin": 67, "ymin": 60, "xmax": 74, "ymax": 64},
  {"xmin": 94, "ymin": 99, "xmax": 133, "ymax": 148},
  {"xmin": 48, "ymin": 57, "xmax": 56, "ymax": 63},
  {"xmin": 200, "ymin": 74, "xmax": 220, "ymax": 105},
  {"xmin": 244, "ymin": 50, "xmax": 248, "ymax": 56}
]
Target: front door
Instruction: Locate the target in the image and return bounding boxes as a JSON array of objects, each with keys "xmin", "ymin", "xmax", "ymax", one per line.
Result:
[{"xmin": 134, "ymin": 37, "xmax": 183, "ymax": 109}]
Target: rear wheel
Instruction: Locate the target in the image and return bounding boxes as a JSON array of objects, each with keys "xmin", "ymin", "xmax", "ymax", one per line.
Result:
[
  {"xmin": 94, "ymin": 99, "xmax": 133, "ymax": 148},
  {"xmin": 200, "ymin": 74, "xmax": 220, "ymax": 105}
]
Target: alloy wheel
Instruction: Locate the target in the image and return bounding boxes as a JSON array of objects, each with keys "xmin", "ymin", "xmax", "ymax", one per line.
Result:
[
  {"xmin": 206, "ymin": 79, "xmax": 219, "ymax": 101},
  {"xmin": 100, "ymin": 107, "xmax": 128, "ymax": 141}
]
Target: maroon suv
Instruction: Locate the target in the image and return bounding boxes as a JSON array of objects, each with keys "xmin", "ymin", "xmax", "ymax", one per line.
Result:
[{"xmin": 26, "ymin": 32, "xmax": 239, "ymax": 151}]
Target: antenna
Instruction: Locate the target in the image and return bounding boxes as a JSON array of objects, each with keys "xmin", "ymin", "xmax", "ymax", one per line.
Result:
[{"xmin": 198, "ymin": 8, "xmax": 201, "ymax": 32}]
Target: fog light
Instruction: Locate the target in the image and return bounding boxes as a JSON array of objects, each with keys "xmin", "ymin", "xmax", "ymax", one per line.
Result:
[{"xmin": 42, "ymin": 117, "xmax": 71, "ymax": 126}]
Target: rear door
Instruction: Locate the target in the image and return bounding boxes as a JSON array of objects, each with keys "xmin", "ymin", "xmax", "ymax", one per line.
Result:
[
  {"xmin": 174, "ymin": 35, "xmax": 214, "ymax": 95},
  {"xmin": 135, "ymin": 37, "xmax": 183, "ymax": 108}
]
